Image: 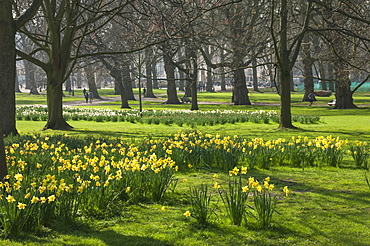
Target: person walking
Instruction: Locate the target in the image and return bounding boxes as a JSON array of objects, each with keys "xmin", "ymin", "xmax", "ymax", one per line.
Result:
[
  {"xmin": 84, "ymin": 90, "xmax": 89, "ymax": 103},
  {"xmin": 89, "ymin": 91, "xmax": 93, "ymax": 103},
  {"xmin": 307, "ymin": 93, "xmax": 316, "ymax": 106}
]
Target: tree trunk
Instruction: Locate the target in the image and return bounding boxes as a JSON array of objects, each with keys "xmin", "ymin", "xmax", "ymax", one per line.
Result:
[
  {"xmin": 329, "ymin": 2, "xmax": 355, "ymax": 108},
  {"xmin": 85, "ymin": 65, "xmax": 101, "ymax": 99},
  {"xmin": 185, "ymin": 75, "xmax": 192, "ymax": 97},
  {"xmin": 267, "ymin": 62, "xmax": 274, "ymax": 88},
  {"xmin": 279, "ymin": 66, "xmax": 295, "ymax": 129},
  {"xmin": 178, "ymin": 70, "xmax": 185, "ymax": 91},
  {"xmin": 220, "ymin": 48, "xmax": 226, "ymax": 91},
  {"xmin": 318, "ymin": 61, "xmax": 328, "ymax": 91},
  {"xmin": 43, "ymin": 82, "xmax": 72, "ymax": 130},
  {"xmin": 233, "ymin": 68, "xmax": 251, "ymax": 105},
  {"xmin": 76, "ymin": 69, "xmax": 82, "ymax": 89},
  {"xmin": 122, "ymin": 65, "xmax": 135, "ymax": 100},
  {"xmin": 277, "ymin": 0, "xmax": 296, "ymax": 129},
  {"xmin": 114, "ymin": 84, "xmax": 120, "ymax": 95},
  {"xmin": 0, "ymin": 0, "xmax": 18, "ymax": 136},
  {"xmin": 333, "ymin": 60, "xmax": 357, "ymax": 109},
  {"xmin": 206, "ymin": 65, "xmax": 213, "ymax": 92},
  {"xmin": 290, "ymin": 71, "xmax": 295, "ymax": 92},
  {"xmin": 65, "ymin": 77, "xmax": 72, "ymax": 92},
  {"xmin": 301, "ymin": 35, "xmax": 314, "ymax": 101},
  {"xmin": 252, "ymin": 57, "xmax": 259, "ymax": 92},
  {"xmin": 95, "ymin": 68, "xmax": 102, "ymax": 89},
  {"xmin": 145, "ymin": 58, "xmax": 156, "ymax": 98},
  {"xmin": 111, "ymin": 68, "xmax": 130, "ymax": 108},
  {"xmin": 152, "ymin": 63, "xmax": 159, "ymax": 89},
  {"xmin": 163, "ymin": 48, "xmax": 180, "ymax": 104},
  {"xmin": 191, "ymin": 73, "xmax": 199, "ymax": 110},
  {"xmin": 327, "ymin": 61, "xmax": 335, "ymax": 91}
]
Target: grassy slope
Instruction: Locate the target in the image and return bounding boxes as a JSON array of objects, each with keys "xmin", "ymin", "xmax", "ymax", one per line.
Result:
[{"xmin": 9, "ymin": 89, "xmax": 370, "ymax": 245}]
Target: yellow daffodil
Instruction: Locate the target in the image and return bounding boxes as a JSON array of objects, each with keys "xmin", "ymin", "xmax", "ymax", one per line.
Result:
[
  {"xmin": 213, "ymin": 182, "xmax": 220, "ymax": 189},
  {"xmin": 241, "ymin": 166, "xmax": 247, "ymax": 174},
  {"xmin": 184, "ymin": 211, "xmax": 191, "ymax": 217},
  {"xmin": 256, "ymin": 185, "xmax": 263, "ymax": 192},
  {"xmin": 17, "ymin": 202, "xmax": 26, "ymax": 210},
  {"xmin": 161, "ymin": 206, "xmax": 167, "ymax": 211},
  {"xmin": 283, "ymin": 186, "xmax": 290, "ymax": 196},
  {"xmin": 242, "ymin": 186, "xmax": 249, "ymax": 192},
  {"xmin": 252, "ymin": 181, "xmax": 259, "ymax": 188},
  {"xmin": 14, "ymin": 173, "xmax": 23, "ymax": 181},
  {"xmin": 125, "ymin": 187, "xmax": 131, "ymax": 193},
  {"xmin": 31, "ymin": 196, "xmax": 39, "ymax": 203},
  {"xmin": 213, "ymin": 174, "xmax": 219, "ymax": 179},
  {"xmin": 48, "ymin": 195, "xmax": 56, "ymax": 202},
  {"xmin": 6, "ymin": 195, "xmax": 16, "ymax": 203},
  {"xmin": 183, "ymin": 179, "xmax": 188, "ymax": 183}
]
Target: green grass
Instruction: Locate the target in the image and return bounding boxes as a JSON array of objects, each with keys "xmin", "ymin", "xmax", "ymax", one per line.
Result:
[
  {"xmin": 7, "ymin": 89, "xmax": 370, "ymax": 245},
  {"xmin": 17, "ymin": 113, "xmax": 370, "ymax": 142},
  {"xmin": 2, "ymin": 168, "xmax": 368, "ymax": 246}
]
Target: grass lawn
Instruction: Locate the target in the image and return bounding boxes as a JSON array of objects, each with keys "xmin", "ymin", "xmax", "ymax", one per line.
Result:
[
  {"xmin": 2, "ymin": 167, "xmax": 369, "ymax": 246},
  {"xmin": 6, "ymin": 89, "xmax": 370, "ymax": 245}
]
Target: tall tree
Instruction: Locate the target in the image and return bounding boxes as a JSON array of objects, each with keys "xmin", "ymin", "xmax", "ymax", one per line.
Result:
[
  {"xmin": 301, "ymin": 33, "xmax": 314, "ymax": 101},
  {"xmin": 101, "ymin": 58, "xmax": 131, "ymax": 109},
  {"xmin": 162, "ymin": 42, "xmax": 181, "ymax": 104},
  {"xmin": 0, "ymin": 0, "xmax": 41, "ymax": 179},
  {"xmin": 271, "ymin": 0, "xmax": 313, "ymax": 129},
  {"xmin": 0, "ymin": 0, "xmax": 41, "ymax": 136},
  {"xmin": 144, "ymin": 48, "xmax": 159, "ymax": 98},
  {"xmin": 84, "ymin": 65, "xmax": 102, "ymax": 99}
]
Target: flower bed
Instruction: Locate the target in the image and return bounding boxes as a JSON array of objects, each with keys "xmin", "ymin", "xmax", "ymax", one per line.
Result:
[
  {"xmin": 16, "ymin": 105, "xmax": 321, "ymax": 125},
  {"xmin": 1, "ymin": 132, "xmax": 367, "ymax": 237}
]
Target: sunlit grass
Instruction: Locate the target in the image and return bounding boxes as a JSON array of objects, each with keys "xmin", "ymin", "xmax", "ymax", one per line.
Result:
[
  {"xmin": 3, "ymin": 167, "xmax": 368, "ymax": 246},
  {"xmin": 7, "ymin": 88, "xmax": 370, "ymax": 245},
  {"xmin": 16, "ymin": 113, "xmax": 370, "ymax": 142}
]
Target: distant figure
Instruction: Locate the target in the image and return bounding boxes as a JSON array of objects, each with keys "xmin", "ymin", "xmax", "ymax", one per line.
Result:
[
  {"xmin": 180, "ymin": 96, "xmax": 191, "ymax": 103},
  {"xmin": 83, "ymin": 88, "xmax": 86, "ymax": 95},
  {"xmin": 84, "ymin": 91, "xmax": 89, "ymax": 103},
  {"xmin": 89, "ymin": 91, "xmax": 93, "ymax": 103},
  {"xmin": 307, "ymin": 93, "xmax": 316, "ymax": 106},
  {"xmin": 143, "ymin": 88, "xmax": 146, "ymax": 97}
]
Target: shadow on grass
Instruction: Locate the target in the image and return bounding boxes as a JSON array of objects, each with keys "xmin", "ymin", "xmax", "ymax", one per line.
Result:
[
  {"xmin": 185, "ymin": 218, "xmax": 300, "ymax": 246},
  {"xmin": 269, "ymin": 173, "xmax": 370, "ymax": 246},
  {"xmin": 16, "ymin": 222, "xmax": 173, "ymax": 246}
]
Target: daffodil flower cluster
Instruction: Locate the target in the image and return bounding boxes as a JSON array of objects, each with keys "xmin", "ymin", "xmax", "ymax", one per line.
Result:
[
  {"xmin": 1, "ymin": 132, "xmax": 365, "ymax": 237},
  {"xmin": 187, "ymin": 167, "xmax": 291, "ymax": 226},
  {"xmin": 142, "ymin": 131, "xmax": 357, "ymax": 170},
  {"xmin": 2, "ymin": 136, "xmax": 179, "ymax": 237},
  {"xmin": 16, "ymin": 106, "xmax": 320, "ymax": 125}
]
